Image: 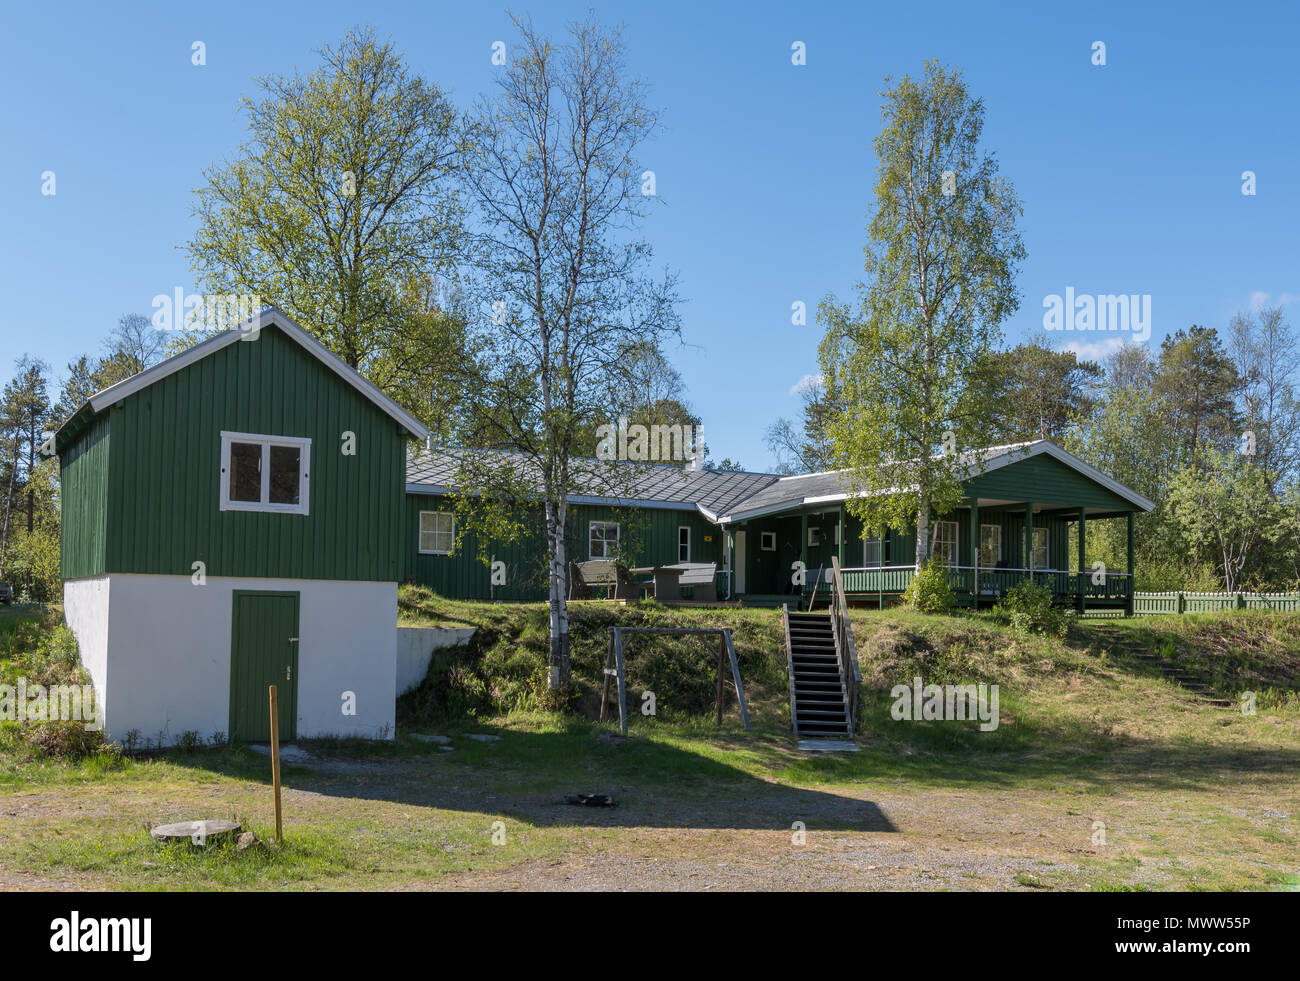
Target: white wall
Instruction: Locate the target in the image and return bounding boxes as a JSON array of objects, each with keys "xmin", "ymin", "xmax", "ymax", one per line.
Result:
[
  {"xmin": 395, "ymin": 626, "xmax": 475, "ymax": 695},
  {"xmin": 74, "ymin": 574, "xmax": 397, "ymax": 745},
  {"xmin": 62, "ymin": 577, "xmax": 111, "ymax": 729}
]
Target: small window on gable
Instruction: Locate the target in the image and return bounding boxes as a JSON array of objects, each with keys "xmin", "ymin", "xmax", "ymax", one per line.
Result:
[
  {"xmin": 678, "ymin": 526, "xmax": 691, "ymax": 562},
  {"xmin": 220, "ymin": 432, "xmax": 310, "ymax": 515},
  {"xmin": 760, "ymin": 531, "xmax": 777, "ymax": 551},
  {"xmin": 419, "ymin": 511, "xmax": 455, "ymax": 554}
]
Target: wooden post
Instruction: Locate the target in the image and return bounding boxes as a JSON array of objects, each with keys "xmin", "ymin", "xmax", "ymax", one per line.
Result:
[
  {"xmin": 1024, "ymin": 502, "xmax": 1034, "ymax": 582},
  {"xmin": 599, "ymin": 632, "xmax": 613, "ymax": 723},
  {"xmin": 800, "ymin": 512, "xmax": 809, "ymax": 610},
  {"xmin": 715, "ymin": 632, "xmax": 726, "ymax": 726},
  {"xmin": 1078, "ymin": 507, "xmax": 1087, "ymax": 615},
  {"xmin": 613, "ymin": 628, "xmax": 628, "ymax": 735},
  {"xmin": 1126, "ymin": 511, "xmax": 1136, "ymax": 616},
  {"xmin": 268, "ymin": 684, "xmax": 282, "ymax": 846},
  {"xmin": 723, "ymin": 629, "xmax": 750, "ymax": 729},
  {"xmin": 837, "ymin": 505, "xmax": 845, "ymax": 573}
]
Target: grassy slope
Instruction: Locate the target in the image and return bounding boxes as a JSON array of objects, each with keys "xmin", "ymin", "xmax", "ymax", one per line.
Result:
[{"xmin": 1, "ymin": 595, "xmax": 1297, "ymax": 890}]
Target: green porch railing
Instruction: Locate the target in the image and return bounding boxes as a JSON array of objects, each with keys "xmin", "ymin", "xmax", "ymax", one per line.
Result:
[
  {"xmin": 1133, "ymin": 591, "xmax": 1300, "ymax": 614},
  {"xmin": 817, "ymin": 566, "xmax": 1135, "ymax": 606}
]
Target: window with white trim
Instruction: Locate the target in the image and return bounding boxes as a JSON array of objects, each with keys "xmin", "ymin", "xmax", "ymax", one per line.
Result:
[
  {"xmin": 931, "ymin": 521, "xmax": 959, "ymax": 568},
  {"xmin": 419, "ymin": 511, "xmax": 454, "ymax": 554},
  {"xmin": 807, "ymin": 526, "xmax": 821, "ymax": 547},
  {"xmin": 760, "ymin": 531, "xmax": 776, "ymax": 551},
  {"xmin": 220, "ymin": 432, "xmax": 310, "ymax": 514},
  {"xmin": 1032, "ymin": 527, "xmax": 1049, "ymax": 569},
  {"xmin": 678, "ymin": 526, "xmax": 691, "ymax": 562},
  {"xmin": 979, "ymin": 524, "xmax": 1002, "ymax": 567},
  {"xmin": 590, "ymin": 521, "xmax": 620, "ymax": 559}
]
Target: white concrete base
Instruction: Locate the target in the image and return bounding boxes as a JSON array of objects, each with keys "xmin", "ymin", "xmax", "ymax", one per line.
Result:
[
  {"xmin": 395, "ymin": 626, "xmax": 476, "ymax": 695},
  {"xmin": 63, "ymin": 574, "xmax": 397, "ymax": 745}
]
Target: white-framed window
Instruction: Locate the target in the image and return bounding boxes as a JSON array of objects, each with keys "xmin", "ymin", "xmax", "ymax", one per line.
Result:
[
  {"xmin": 418, "ymin": 511, "xmax": 454, "ymax": 554},
  {"xmin": 979, "ymin": 524, "xmax": 1002, "ymax": 568},
  {"xmin": 833, "ymin": 523, "xmax": 841, "ymax": 546},
  {"xmin": 678, "ymin": 526, "xmax": 691, "ymax": 562},
  {"xmin": 1031, "ymin": 527, "xmax": 1049, "ymax": 569},
  {"xmin": 760, "ymin": 531, "xmax": 777, "ymax": 551},
  {"xmin": 931, "ymin": 521, "xmax": 959, "ymax": 568},
  {"xmin": 219, "ymin": 431, "xmax": 310, "ymax": 515},
  {"xmin": 590, "ymin": 521, "xmax": 619, "ymax": 559},
  {"xmin": 863, "ymin": 537, "xmax": 883, "ymax": 567},
  {"xmin": 807, "ymin": 526, "xmax": 821, "ymax": 547}
]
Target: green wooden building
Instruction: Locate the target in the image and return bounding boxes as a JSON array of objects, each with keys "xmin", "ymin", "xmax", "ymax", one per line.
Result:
[
  {"xmin": 56, "ymin": 307, "xmax": 1153, "ymax": 745},
  {"xmin": 404, "ymin": 442, "xmax": 1155, "ymax": 614},
  {"xmin": 56, "ymin": 309, "xmax": 426, "ymax": 745}
]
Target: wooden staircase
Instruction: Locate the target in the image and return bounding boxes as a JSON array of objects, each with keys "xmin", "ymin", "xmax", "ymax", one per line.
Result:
[
  {"xmin": 784, "ymin": 609, "xmax": 852, "ymax": 736},
  {"xmin": 783, "ymin": 558, "xmax": 863, "ymax": 741}
]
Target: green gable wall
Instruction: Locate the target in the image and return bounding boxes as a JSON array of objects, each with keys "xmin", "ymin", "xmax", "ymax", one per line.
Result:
[
  {"xmin": 82, "ymin": 326, "xmax": 407, "ymax": 582},
  {"xmin": 60, "ymin": 413, "xmax": 111, "ymax": 579},
  {"xmin": 963, "ymin": 452, "xmax": 1134, "ymax": 511}
]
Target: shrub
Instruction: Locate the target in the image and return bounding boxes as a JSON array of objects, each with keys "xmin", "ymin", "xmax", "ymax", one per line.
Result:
[
  {"xmin": 994, "ymin": 579, "xmax": 1074, "ymax": 637},
  {"xmin": 902, "ymin": 560, "xmax": 955, "ymax": 613}
]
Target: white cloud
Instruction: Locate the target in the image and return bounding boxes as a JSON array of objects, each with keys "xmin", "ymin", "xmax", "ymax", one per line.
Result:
[
  {"xmin": 788, "ymin": 373, "xmax": 823, "ymax": 396},
  {"xmin": 1248, "ymin": 291, "xmax": 1299, "ymax": 310}
]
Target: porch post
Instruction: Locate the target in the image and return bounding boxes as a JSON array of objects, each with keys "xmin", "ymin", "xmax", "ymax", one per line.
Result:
[
  {"xmin": 1078, "ymin": 508, "xmax": 1087, "ymax": 614},
  {"xmin": 970, "ymin": 499, "xmax": 980, "ymax": 605},
  {"xmin": 1126, "ymin": 511, "xmax": 1135, "ymax": 617},
  {"xmin": 837, "ymin": 505, "xmax": 845, "ymax": 572},
  {"xmin": 1025, "ymin": 502, "xmax": 1034, "ymax": 582},
  {"xmin": 800, "ymin": 511, "xmax": 808, "ymax": 600},
  {"xmin": 725, "ymin": 526, "xmax": 733, "ymax": 600}
]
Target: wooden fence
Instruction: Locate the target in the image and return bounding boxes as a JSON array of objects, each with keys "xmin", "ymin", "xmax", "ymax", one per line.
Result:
[{"xmin": 1133, "ymin": 591, "xmax": 1300, "ymax": 614}]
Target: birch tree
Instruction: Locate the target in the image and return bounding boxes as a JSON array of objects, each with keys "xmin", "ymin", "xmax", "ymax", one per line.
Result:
[
  {"xmin": 458, "ymin": 14, "xmax": 678, "ymax": 692},
  {"xmin": 818, "ymin": 62, "xmax": 1024, "ymax": 567}
]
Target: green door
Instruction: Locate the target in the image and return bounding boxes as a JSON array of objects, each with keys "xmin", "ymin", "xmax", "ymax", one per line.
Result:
[{"xmin": 229, "ymin": 590, "xmax": 300, "ymax": 742}]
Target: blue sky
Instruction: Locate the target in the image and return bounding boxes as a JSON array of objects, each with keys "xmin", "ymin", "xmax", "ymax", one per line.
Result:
[{"xmin": 2, "ymin": 0, "xmax": 1297, "ymax": 469}]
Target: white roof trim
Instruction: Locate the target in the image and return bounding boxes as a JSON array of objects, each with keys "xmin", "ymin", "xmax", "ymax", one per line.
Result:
[
  {"xmin": 714, "ymin": 440, "xmax": 1154, "ymax": 521},
  {"xmin": 406, "ymin": 482, "xmax": 701, "ymax": 512},
  {"xmin": 85, "ymin": 307, "xmax": 428, "ymax": 440}
]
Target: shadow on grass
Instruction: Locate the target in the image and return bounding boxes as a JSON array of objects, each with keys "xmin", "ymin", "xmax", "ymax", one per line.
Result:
[{"xmin": 166, "ymin": 722, "xmax": 897, "ymax": 833}]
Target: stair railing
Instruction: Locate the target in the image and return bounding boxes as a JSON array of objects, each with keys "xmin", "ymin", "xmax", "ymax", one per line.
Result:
[
  {"xmin": 830, "ymin": 557, "xmax": 862, "ymax": 732},
  {"xmin": 781, "ymin": 603, "xmax": 800, "ymax": 735}
]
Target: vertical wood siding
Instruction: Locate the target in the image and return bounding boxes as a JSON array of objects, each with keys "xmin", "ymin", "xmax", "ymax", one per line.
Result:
[
  {"xmin": 403, "ymin": 495, "xmax": 725, "ymax": 600},
  {"xmin": 102, "ymin": 326, "xmax": 406, "ymax": 581},
  {"xmin": 60, "ymin": 414, "xmax": 111, "ymax": 579}
]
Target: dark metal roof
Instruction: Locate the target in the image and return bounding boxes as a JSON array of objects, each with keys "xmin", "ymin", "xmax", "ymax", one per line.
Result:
[{"xmin": 407, "ymin": 447, "xmax": 780, "ymax": 515}]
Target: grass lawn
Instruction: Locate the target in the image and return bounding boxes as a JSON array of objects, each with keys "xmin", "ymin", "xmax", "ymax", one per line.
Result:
[{"xmin": 1, "ymin": 596, "xmax": 1297, "ymax": 891}]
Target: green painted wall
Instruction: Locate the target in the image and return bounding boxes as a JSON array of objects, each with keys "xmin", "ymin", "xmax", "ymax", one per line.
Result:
[
  {"xmin": 964, "ymin": 453, "xmax": 1134, "ymax": 510},
  {"xmin": 403, "ymin": 494, "xmax": 724, "ymax": 600},
  {"xmin": 60, "ymin": 413, "xmax": 111, "ymax": 579},
  {"xmin": 62, "ymin": 325, "xmax": 408, "ymax": 582}
]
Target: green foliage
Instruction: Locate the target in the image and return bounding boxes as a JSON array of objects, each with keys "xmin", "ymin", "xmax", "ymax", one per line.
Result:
[
  {"xmin": 901, "ymin": 561, "xmax": 955, "ymax": 613},
  {"xmin": 993, "ymin": 579, "xmax": 1074, "ymax": 637}
]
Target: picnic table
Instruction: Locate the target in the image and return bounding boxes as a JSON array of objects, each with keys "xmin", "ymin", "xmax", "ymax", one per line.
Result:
[{"xmin": 629, "ymin": 562, "xmax": 718, "ymax": 602}]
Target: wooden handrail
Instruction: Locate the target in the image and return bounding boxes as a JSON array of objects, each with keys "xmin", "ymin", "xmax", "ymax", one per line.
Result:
[{"xmin": 829, "ymin": 556, "xmax": 861, "ymax": 733}]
